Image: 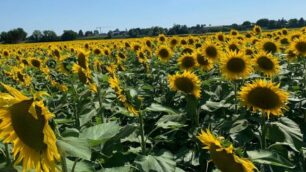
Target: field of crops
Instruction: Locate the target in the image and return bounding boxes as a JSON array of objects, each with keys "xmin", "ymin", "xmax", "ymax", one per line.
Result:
[{"xmin": 0, "ymin": 26, "xmax": 306, "ymax": 172}]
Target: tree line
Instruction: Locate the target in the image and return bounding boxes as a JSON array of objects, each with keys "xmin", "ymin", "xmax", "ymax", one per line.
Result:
[{"xmin": 1, "ymin": 17, "xmax": 305, "ymax": 44}]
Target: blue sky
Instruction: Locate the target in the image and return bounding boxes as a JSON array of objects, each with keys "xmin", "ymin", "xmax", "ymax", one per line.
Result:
[{"xmin": 1, "ymin": 0, "xmax": 305, "ymax": 34}]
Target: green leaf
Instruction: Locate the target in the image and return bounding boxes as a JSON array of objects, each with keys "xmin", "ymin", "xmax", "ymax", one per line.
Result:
[
  {"xmin": 145, "ymin": 103, "xmax": 178, "ymax": 115},
  {"xmin": 135, "ymin": 151, "xmax": 176, "ymax": 172},
  {"xmin": 79, "ymin": 109, "xmax": 97, "ymax": 126},
  {"xmin": 66, "ymin": 159, "xmax": 94, "ymax": 172},
  {"xmin": 79, "ymin": 122, "xmax": 121, "ymax": 146},
  {"xmin": 267, "ymin": 117, "xmax": 303, "ymax": 152},
  {"xmin": 157, "ymin": 121, "xmax": 186, "ymax": 129},
  {"xmin": 201, "ymin": 100, "xmax": 231, "ymax": 112},
  {"xmin": 99, "ymin": 166, "xmax": 132, "ymax": 172},
  {"xmin": 57, "ymin": 137, "xmax": 91, "ymax": 160},
  {"xmin": 247, "ymin": 150, "xmax": 295, "ymax": 169}
]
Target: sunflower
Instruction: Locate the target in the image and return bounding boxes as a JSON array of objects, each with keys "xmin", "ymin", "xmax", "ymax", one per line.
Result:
[
  {"xmin": 219, "ymin": 51, "xmax": 253, "ymax": 80},
  {"xmin": 285, "ymin": 49, "xmax": 297, "ymax": 61},
  {"xmin": 158, "ymin": 34, "xmax": 167, "ymax": 43},
  {"xmin": 177, "ymin": 53, "xmax": 197, "ymax": 70},
  {"xmin": 253, "ymin": 52, "xmax": 280, "ymax": 77},
  {"xmin": 258, "ymin": 39, "xmax": 279, "ymax": 54},
  {"xmin": 30, "ymin": 58, "xmax": 42, "ymax": 68},
  {"xmin": 72, "ymin": 64, "xmax": 90, "ymax": 84},
  {"xmin": 290, "ymin": 36, "xmax": 306, "ymax": 56},
  {"xmin": 195, "ymin": 51, "xmax": 214, "ymax": 71},
  {"xmin": 253, "ymin": 25, "xmax": 262, "ymax": 35},
  {"xmin": 155, "ymin": 45, "xmax": 173, "ymax": 61},
  {"xmin": 226, "ymin": 39, "xmax": 241, "ymax": 52},
  {"xmin": 202, "ymin": 41, "xmax": 220, "ymax": 61},
  {"xmin": 230, "ymin": 29, "xmax": 239, "ymax": 36},
  {"xmin": 239, "ymin": 79, "xmax": 289, "ymax": 118},
  {"xmin": 197, "ymin": 129, "xmax": 256, "ymax": 172},
  {"xmin": 181, "ymin": 46, "xmax": 195, "ymax": 55},
  {"xmin": 93, "ymin": 48, "xmax": 102, "ymax": 55},
  {"xmin": 169, "ymin": 37, "xmax": 179, "ymax": 48},
  {"xmin": 77, "ymin": 49, "xmax": 89, "ymax": 70},
  {"xmin": 216, "ymin": 32, "xmax": 226, "ymax": 42},
  {"xmin": 0, "ymin": 83, "xmax": 60, "ymax": 171},
  {"xmin": 168, "ymin": 71, "xmax": 201, "ymax": 98}
]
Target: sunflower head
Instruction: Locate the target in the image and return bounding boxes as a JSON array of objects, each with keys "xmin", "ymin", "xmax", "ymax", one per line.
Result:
[
  {"xmin": 258, "ymin": 39, "xmax": 279, "ymax": 54},
  {"xmin": 253, "ymin": 51, "xmax": 280, "ymax": 77},
  {"xmin": 286, "ymin": 49, "xmax": 297, "ymax": 61},
  {"xmin": 30, "ymin": 58, "xmax": 42, "ymax": 68},
  {"xmin": 253, "ymin": 25, "xmax": 262, "ymax": 35},
  {"xmin": 197, "ymin": 129, "xmax": 256, "ymax": 172},
  {"xmin": 202, "ymin": 41, "xmax": 220, "ymax": 60},
  {"xmin": 219, "ymin": 51, "xmax": 253, "ymax": 80},
  {"xmin": 0, "ymin": 83, "xmax": 60, "ymax": 171},
  {"xmin": 290, "ymin": 36, "xmax": 306, "ymax": 56},
  {"xmin": 177, "ymin": 53, "xmax": 197, "ymax": 70},
  {"xmin": 168, "ymin": 71, "xmax": 201, "ymax": 98},
  {"xmin": 239, "ymin": 79, "xmax": 289, "ymax": 118},
  {"xmin": 155, "ymin": 45, "xmax": 173, "ymax": 62},
  {"xmin": 195, "ymin": 51, "xmax": 214, "ymax": 71}
]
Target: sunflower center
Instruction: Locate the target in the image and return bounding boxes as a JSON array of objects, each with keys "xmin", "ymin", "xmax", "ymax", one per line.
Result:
[
  {"xmin": 196, "ymin": 54, "xmax": 206, "ymax": 65},
  {"xmin": 247, "ymin": 87, "xmax": 281, "ymax": 110},
  {"xmin": 182, "ymin": 48, "xmax": 193, "ymax": 55},
  {"xmin": 263, "ymin": 42, "xmax": 277, "ymax": 53},
  {"xmin": 181, "ymin": 56, "xmax": 195, "ymax": 69},
  {"xmin": 158, "ymin": 49, "xmax": 170, "ymax": 59},
  {"xmin": 174, "ymin": 77, "xmax": 194, "ymax": 93},
  {"xmin": 229, "ymin": 44, "xmax": 239, "ymax": 52},
  {"xmin": 226, "ymin": 57, "xmax": 245, "ymax": 73},
  {"xmin": 295, "ymin": 41, "xmax": 306, "ymax": 54},
  {"xmin": 78, "ymin": 53, "xmax": 87, "ymax": 69},
  {"xmin": 10, "ymin": 99, "xmax": 46, "ymax": 152},
  {"xmin": 17, "ymin": 72, "xmax": 25, "ymax": 82},
  {"xmin": 31, "ymin": 59, "xmax": 41, "ymax": 68},
  {"xmin": 78, "ymin": 70, "xmax": 88, "ymax": 84},
  {"xmin": 205, "ymin": 46, "xmax": 217, "ymax": 58},
  {"xmin": 257, "ymin": 56, "xmax": 274, "ymax": 70}
]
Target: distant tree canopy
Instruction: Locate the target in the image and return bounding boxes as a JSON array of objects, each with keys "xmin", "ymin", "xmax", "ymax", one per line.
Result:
[
  {"xmin": 0, "ymin": 28, "xmax": 27, "ymax": 43},
  {"xmin": 61, "ymin": 30, "xmax": 78, "ymax": 41},
  {"xmin": 1, "ymin": 17, "xmax": 306, "ymax": 44}
]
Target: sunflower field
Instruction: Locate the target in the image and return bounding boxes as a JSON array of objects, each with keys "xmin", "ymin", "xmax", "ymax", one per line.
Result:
[{"xmin": 0, "ymin": 25, "xmax": 306, "ymax": 172}]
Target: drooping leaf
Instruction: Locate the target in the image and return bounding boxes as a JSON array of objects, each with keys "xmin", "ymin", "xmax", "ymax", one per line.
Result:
[
  {"xmin": 247, "ymin": 150, "xmax": 295, "ymax": 169},
  {"xmin": 135, "ymin": 151, "xmax": 176, "ymax": 172},
  {"xmin": 79, "ymin": 122, "xmax": 121, "ymax": 146},
  {"xmin": 57, "ymin": 137, "xmax": 91, "ymax": 160}
]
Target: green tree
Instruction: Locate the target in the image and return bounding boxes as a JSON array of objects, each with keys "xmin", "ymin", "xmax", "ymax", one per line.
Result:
[{"xmin": 61, "ymin": 30, "xmax": 78, "ymax": 41}]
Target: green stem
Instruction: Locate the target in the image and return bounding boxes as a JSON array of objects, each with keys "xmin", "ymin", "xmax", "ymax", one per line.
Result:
[
  {"xmin": 60, "ymin": 152, "xmax": 68, "ymax": 172},
  {"xmin": 234, "ymin": 81, "xmax": 238, "ymax": 113},
  {"xmin": 97, "ymin": 84, "xmax": 105, "ymax": 123},
  {"xmin": 4, "ymin": 144, "xmax": 11, "ymax": 167},
  {"xmin": 71, "ymin": 84, "xmax": 80, "ymax": 128},
  {"xmin": 260, "ymin": 114, "xmax": 267, "ymax": 172},
  {"xmin": 139, "ymin": 111, "xmax": 146, "ymax": 154},
  {"xmin": 186, "ymin": 95, "xmax": 199, "ymax": 128}
]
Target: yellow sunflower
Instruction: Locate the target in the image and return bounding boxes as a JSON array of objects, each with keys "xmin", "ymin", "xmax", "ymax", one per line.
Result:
[
  {"xmin": 252, "ymin": 25, "xmax": 262, "ymax": 35},
  {"xmin": 290, "ymin": 36, "xmax": 306, "ymax": 56},
  {"xmin": 239, "ymin": 79, "xmax": 289, "ymax": 118},
  {"xmin": 197, "ymin": 129, "xmax": 256, "ymax": 172},
  {"xmin": 0, "ymin": 83, "xmax": 60, "ymax": 171},
  {"xmin": 258, "ymin": 39, "xmax": 279, "ymax": 54},
  {"xmin": 253, "ymin": 52, "xmax": 280, "ymax": 77},
  {"xmin": 202, "ymin": 41, "xmax": 220, "ymax": 61},
  {"xmin": 219, "ymin": 51, "xmax": 253, "ymax": 80},
  {"xmin": 168, "ymin": 71, "xmax": 201, "ymax": 98},
  {"xmin": 77, "ymin": 49, "xmax": 89, "ymax": 70},
  {"xmin": 177, "ymin": 53, "xmax": 197, "ymax": 70},
  {"xmin": 195, "ymin": 51, "xmax": 214, "ymax": 71},
  {"xmin": 285, "ymin": 49, "xmax": 297, "ymax": 61},
  {"xmin": 155, "ymin": 45, "xmax": 173, "ymax": 61}
]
